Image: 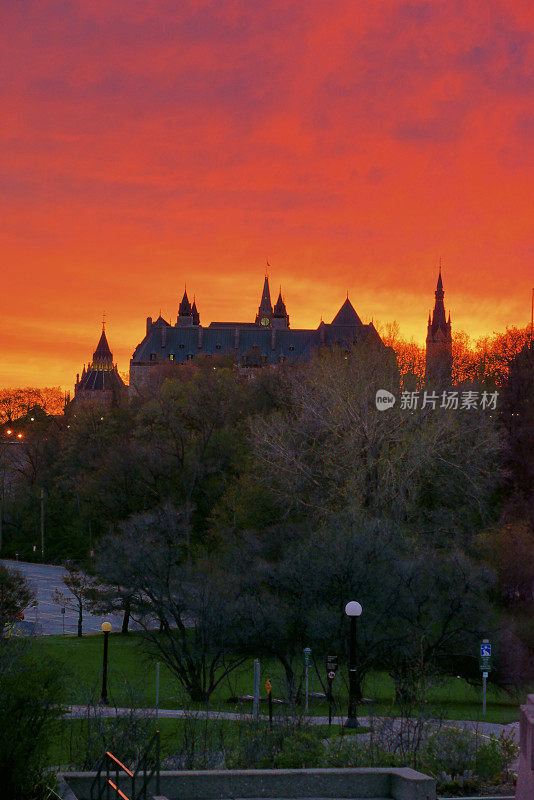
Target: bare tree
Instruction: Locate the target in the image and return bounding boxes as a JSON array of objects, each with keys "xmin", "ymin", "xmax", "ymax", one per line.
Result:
[
  {"xmin": 53, "ymin": 563, "xmax": 94, "ymax": 637},
  {"xmin": 95, "ymin": 506, "xmax": 250, "ymax": 702}
]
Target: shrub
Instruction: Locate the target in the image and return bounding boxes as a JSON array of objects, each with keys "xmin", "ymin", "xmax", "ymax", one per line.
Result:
[
  {"xmin": 326, "ymin": 737, "xmax": 401, "ymax": 768},
  {"xmin": 475, "ymin": 731, "xmax": 519, "ymax": 780},
  {"xmin": 422, "ymin": 726, "xmax": 477, "ymax": 776},
  {"xmin": 273, "ymin": 730, "xmax": 325, "ymax": 768},
  {"xmin": 226, "ymin": 721, "xmax": 324, "ymax": 769},
  {"xmin": 421, "ymin": 725, "xmax": 519, "ymax": 789},
  {"xmin": 0, "ymin": 642, "xmax": 64, "ymax": 800}
]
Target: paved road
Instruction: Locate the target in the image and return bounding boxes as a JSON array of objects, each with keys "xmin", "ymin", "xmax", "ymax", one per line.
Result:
[{"xmin": 2, "ymin": 559, "xmax": 140, "ymax": 636}]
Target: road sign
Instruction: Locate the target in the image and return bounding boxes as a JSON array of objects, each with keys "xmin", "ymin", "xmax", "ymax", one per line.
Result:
[
  {"xmin": 480, "ymin": 641, "xmax": 491, "ymax": 658},
  {"xmin": 327, "ymin": 670, "xmax": 336, "ymax": 680},
  {"xmin": 482, "ymin": 671, "xmax": 488, "ymax": 678},
  {"xmin": 326, "ymin": 655, "xmax": 338, "ymax": 673},
  {"xmin": 303, "ymin": 647, "xmax": 312, "ymax": 667},
  {"xmin": 480, "ymin": 657, "xmax": 491, "ymax": 671},
  {"xmin": 265, "ymin": 679, "xmax": 272, "ymax": 695}
]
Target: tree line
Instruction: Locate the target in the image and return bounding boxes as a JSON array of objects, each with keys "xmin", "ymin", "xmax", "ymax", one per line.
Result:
[{"xmin": 1, "ymin": 325, "xmax": 533, "ymax": 704}]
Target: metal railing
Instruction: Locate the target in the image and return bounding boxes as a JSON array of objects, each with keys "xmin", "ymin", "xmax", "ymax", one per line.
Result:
[{"xmin": 89, "ymin": 731, "xmax": 160, "ymax": 800}]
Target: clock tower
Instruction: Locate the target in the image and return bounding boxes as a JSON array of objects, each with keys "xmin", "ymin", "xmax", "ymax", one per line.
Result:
[{"xmin": 255, "ymin": 274, "xmax": 274, "ymax": 327}]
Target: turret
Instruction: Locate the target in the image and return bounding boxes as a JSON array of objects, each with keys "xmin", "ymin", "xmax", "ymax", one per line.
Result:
[
  {"xmin": 177, "ymin": 288, "xmax": 193, "ymax": 326},
  {"xmin": 272, "ymin": 287, "xmax": 289, "ymax": 329},
  {"xmin": 192, "ymin": 297, "xmax": 200, "ymax": 326}
]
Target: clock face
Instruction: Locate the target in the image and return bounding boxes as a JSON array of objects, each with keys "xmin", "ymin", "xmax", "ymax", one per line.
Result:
[{"xmin": 261, "ymin": 317, "xmax": 270, "ymax": 326}]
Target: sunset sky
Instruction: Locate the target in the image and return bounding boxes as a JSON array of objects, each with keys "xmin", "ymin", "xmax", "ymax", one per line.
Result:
[{"xmin": 1, "ymin": 0, "xmax": 533, "ymax": 389}]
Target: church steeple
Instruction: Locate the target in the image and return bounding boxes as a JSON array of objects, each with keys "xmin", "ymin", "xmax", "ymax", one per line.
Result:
[{"xmin": 425, "ymin": 265, "xmax": 452, "ymax": 385}]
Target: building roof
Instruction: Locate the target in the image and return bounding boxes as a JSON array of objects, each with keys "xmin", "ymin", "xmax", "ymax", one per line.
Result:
[
  {"xmin": 331, "ymin": 297, "xmax": 362, "ymax": 326},
  {"xmin": 93, "ymin": 329, "xmax": 113, "ymax": 363}
]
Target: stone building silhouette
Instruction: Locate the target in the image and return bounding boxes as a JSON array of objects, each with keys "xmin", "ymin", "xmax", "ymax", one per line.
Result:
[
  {"xmin": 425, "ymin": 267, "xmax": 452, "ymax": 385},
  {"xmin": 129, "ymin": 275, "xmax": 387, "ymax": 390}
]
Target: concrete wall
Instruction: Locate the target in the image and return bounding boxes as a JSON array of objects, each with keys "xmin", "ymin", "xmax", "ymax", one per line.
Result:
[{"xmin": 62, "ymin": 766, "xmax": 436, "ymax": 800}]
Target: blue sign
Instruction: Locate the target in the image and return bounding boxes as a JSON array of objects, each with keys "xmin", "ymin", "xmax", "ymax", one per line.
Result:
[{"xmin": 480, "ymin": 642, "xmax": 491, "ymax": 658}]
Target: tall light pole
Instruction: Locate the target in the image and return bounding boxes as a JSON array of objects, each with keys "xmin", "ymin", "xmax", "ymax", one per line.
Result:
[
  {"xmin": 40, "ymin": 488, "xmax": 45, "ymax": 562},
  {"xmin": 344, "ymin": 600, "xmax": 362, "ymax": 729},
  {"xmin": 100, "ymin": 621, "xmax": 112, "ymax": 705}
]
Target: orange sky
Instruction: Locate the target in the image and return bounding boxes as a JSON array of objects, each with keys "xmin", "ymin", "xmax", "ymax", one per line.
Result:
[{"xmin": 1, "ymin": 0, "xmax": 533, "ymax": 390}]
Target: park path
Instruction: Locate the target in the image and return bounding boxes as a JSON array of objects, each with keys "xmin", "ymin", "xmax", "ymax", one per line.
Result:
[{"xmin": 64, "ymin": 702, "xmax": 519, "ymax": 738}]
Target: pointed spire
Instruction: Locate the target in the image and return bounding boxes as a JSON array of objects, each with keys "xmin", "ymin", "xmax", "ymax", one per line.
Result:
[
  {"xmin": 178, "ymin": 288, "xmax": 192, "ymax": 317},
  {"xmin": 258, "ymin": 275, "xmax": 272, "ymax": 313},
  {"xmin": 192, "ymin": 296, "xmax": 200, "ymax": 326},
  {"xmin": 432, "ymin": 265, "xmax": 446, "ymax": 321},
  {"xmin": 93, "ymin": 328, "xmax": 113, "ymax": 364},
  {"xmin": 273, "ymin": 288, "xmax": 287, "ymax": 318}
]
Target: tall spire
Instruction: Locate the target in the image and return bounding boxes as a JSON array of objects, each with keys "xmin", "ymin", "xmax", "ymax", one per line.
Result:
[
  {"xmin": 192, "ymin": 296, "xmax": 200, "ymax": 326},
  {"xmin": 255, "ymin": 274, "xmax": 273, "ymax": 324},
  {"xmin": 425, "ymin": 265, "xmax": 452, "ymax": 385},
  {"xmin": 433, "ymin": 268, "xmax": 446, "ymax": 323},
  {"xmin": 178, "ymin": 288, "xmax": 192, "ymax": 317}
]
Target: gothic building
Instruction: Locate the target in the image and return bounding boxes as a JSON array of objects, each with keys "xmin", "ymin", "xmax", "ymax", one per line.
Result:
[
  {"xmin": 129, "ymin": 275, "xmax": 386, "ymax": 390},
  {"xmin": 425, "ymin": 267, "xmax": 453, "ymax": 385},
  {"xmin": 73, "ymin": 326, "xmax": 127, "ymax": 405}
]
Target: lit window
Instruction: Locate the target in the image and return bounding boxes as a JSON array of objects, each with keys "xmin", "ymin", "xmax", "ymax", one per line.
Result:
[{"xmin": 169, "ymin": 354, "xmax": 175, "ymax": 361}]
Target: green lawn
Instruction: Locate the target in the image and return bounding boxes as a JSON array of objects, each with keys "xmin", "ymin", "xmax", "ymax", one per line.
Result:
[{"xmin": 30, "ymin": 632, "xmax": 520, "ymax": 725}]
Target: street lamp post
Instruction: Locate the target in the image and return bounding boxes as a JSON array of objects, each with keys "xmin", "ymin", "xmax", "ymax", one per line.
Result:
[
  {"xmin": 344, "ymin": 600, "xmax": 362, "ymax": 729},
  {"xmin": 100, "ymin": 622, "xmax": 112, "ymax": 705}
]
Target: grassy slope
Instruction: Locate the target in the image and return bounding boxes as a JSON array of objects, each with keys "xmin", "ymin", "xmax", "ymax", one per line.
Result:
[{"xmin": 30, "ymin": 632, "xmax": 520, "ymax": 724}]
